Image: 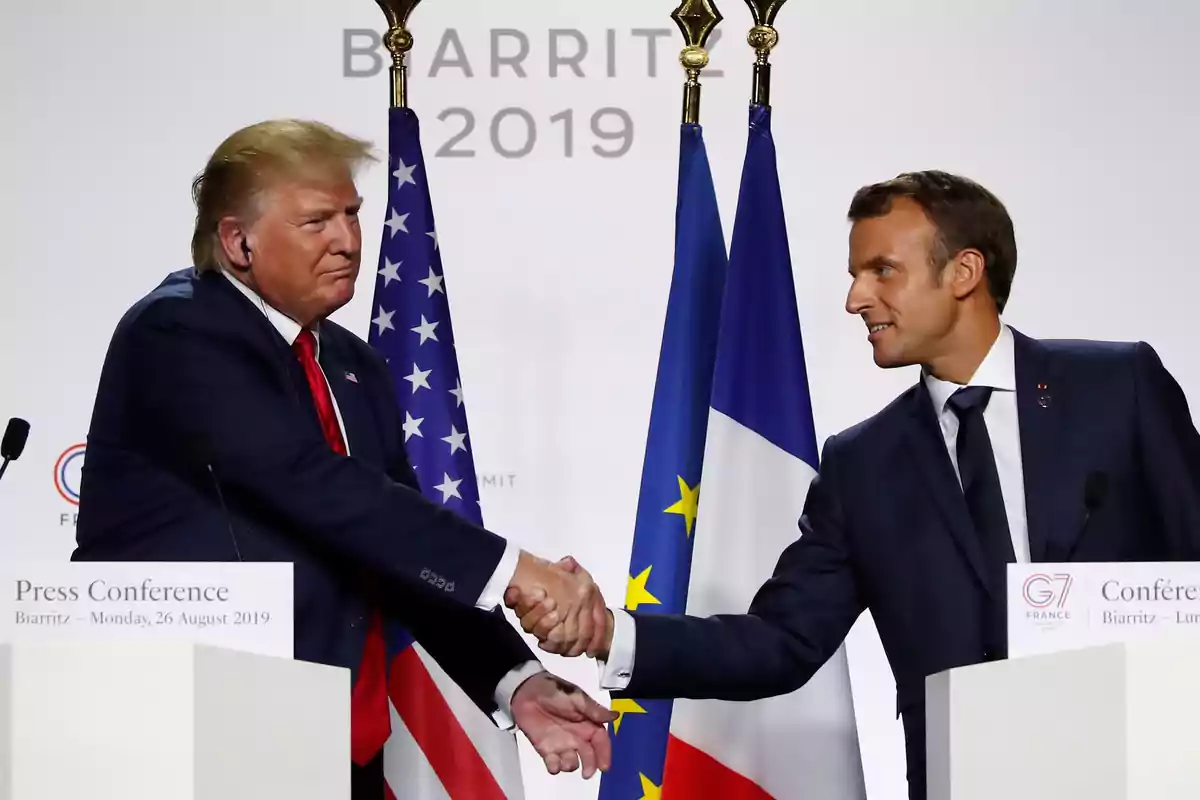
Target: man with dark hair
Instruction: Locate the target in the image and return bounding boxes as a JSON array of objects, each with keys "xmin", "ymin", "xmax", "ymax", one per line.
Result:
[
  {"xmin": 847, "ymin": 169, "xmax": 1018, "ymax": 313},
  {"xmin": 507, "ymin": 170, "xmax": 1200, "ymax": 799}
]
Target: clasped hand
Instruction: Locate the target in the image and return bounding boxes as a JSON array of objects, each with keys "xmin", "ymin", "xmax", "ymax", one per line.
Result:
[{"xmin": 506, "ymin": 552, "xmax": 612, "ymax": 658}]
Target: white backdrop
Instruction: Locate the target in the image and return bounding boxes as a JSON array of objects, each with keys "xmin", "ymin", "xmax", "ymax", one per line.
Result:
[{"xmin": 2, "ymin": 1, "xmax": 1199, "ymax": 798}]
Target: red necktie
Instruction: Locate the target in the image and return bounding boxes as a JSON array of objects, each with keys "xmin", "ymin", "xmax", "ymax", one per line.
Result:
[{"xmin": 293, "ymin": 330, "xmax": 391, "ymax": 766}]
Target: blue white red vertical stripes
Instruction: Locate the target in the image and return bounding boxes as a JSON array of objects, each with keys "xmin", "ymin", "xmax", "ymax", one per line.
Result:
[
  {"xmin": 367, "ymin": 105, "xmax": 525, "ymax": 800},
  {"xmin": 659, "ymin": 105, "xmax": 867, "ymax": 798},
  {"xmin": 596, "ymin": 122, "xmax": 728, "ymax": 800}
]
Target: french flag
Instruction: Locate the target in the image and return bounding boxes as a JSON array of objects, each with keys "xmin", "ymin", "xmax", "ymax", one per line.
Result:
[{"xmin": 660, "ymin": 105, "xmax": 867, "ymax": 799}]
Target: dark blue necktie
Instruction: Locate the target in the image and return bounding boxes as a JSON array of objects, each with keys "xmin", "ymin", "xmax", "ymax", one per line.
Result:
[{"xmin": 947, "ymin": 385, "xmax": 1015, "ymax": 659}]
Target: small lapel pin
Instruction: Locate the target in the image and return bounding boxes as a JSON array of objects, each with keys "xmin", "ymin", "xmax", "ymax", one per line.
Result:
[
  {"xmin": 1036, "ymin": 382, "xmax": 1051, "ymax": 408},
  {"xmin": 345, "ymin": 372, "xmax": 358, "ymax": 384}
]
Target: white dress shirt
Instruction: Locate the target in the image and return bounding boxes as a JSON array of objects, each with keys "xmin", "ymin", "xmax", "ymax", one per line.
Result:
[
  {"xmin": 222, "ymin": 271, "xmax": 541, "ymax": 725},
  {"xmin": 921, "ymin": 323, "xmax": 1030, "ymax": 564},
  {"xmin": 597, "ymin": 323, "xmax": 1030, "ymax": 691}
]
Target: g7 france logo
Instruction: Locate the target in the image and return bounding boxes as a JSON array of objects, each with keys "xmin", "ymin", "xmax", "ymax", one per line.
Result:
[{"xmin": 1022, "ymin": 572, "xmax": 1073, "ymax": 609}]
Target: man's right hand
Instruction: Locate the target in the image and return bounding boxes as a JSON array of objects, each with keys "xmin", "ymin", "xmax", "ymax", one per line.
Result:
[{"xmin": 506, "ymin": 554, "xmax": 612, "ymax": 658}]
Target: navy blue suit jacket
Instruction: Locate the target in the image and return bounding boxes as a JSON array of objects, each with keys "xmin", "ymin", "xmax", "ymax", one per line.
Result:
[
  {"xmin": 73, "ymin": 268, "xmax": 535, "ymax": 720},
  {"xmin": 621, "ymin": 329, "xmax": 1200, "ymax": 799}
]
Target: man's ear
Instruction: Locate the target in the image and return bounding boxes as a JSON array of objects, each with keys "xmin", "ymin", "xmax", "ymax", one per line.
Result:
[
  {"xmin": 949, "ymin": 248, "xmax": 987, "ymax": 301},
  {"xmin": 216, "ymin": 216, "xmax": 252, "ymax": 270}
]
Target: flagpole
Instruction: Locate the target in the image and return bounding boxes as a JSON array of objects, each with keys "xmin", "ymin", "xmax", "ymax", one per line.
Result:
[
  {"xmin": 672, "ymin": 0, "xmax": 724, "ymax": 124},
  {"xmin": 743, "ymin": 0, "xmax": 788, "ymax": 107},
  {"xmin": 373, "ymin": 0, "xmax": 422, "ymax": 108}
]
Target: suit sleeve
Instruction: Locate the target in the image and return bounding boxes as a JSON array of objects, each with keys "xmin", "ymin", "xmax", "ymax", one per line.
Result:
[
  {"xmin": 1133, "ymin": 341, "xmax": 1200, "ymax": 558},
  {"xmin": 620, "ymin": 437, "xmax": 865, "ymax": 700},
  {"xmin": 364, "ymin": 348, "xmax": 540, "ymax": 722},
  {"xmin": 127, "ymin": 303, "xmax": 509, "ymax": 608},
  {"xmin": 378, "ymin": 586, "xmax": 538, "ymax": 721}
]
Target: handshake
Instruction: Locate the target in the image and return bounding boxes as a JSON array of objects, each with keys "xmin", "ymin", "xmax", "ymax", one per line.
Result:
[{"xmin": 505, "ymin": 551, "xmax": 613, "ymax": 659}]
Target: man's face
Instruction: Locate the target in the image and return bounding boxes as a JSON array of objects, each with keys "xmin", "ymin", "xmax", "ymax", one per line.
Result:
[
  {"xmin": 241, "ymin": 172, "xmax": 363, "ymax": 327},
  {"xmin": 845, "ymin": 196, "xmax": 958, "ymax": 370}
]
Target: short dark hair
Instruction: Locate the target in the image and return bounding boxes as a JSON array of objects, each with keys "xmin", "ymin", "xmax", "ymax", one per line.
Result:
[{"xmin": 847, "ymin": 170, "xmax": 1017, "ymax": 313}]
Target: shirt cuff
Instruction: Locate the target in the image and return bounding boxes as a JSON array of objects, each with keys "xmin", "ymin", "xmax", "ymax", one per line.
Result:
[
  {"xmin": 476, "ymin": 540, "xmax": 519, "ymax": 610},
  {"xmin": 491, "ymin": 660, "xmax": 547, "ymax": 730},
  {"xmin": 597, "ymin": 609, "xmax": 636, "ymax": 691}
]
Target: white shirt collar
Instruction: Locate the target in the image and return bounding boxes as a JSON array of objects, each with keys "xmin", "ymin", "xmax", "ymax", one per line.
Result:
[
  {"xmin": 923, "ymin": 323, "xmax": 1016, "ymax": 414},
  {"xmin": 221, "ymin": 269, "xmax": 315, "ymax": 352}
]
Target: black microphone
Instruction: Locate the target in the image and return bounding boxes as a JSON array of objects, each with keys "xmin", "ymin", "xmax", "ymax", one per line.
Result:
[
  {"xmin": 1067, "ymin": 471, "xmax": 1109, "ymax": 559},
  {"xmin": 207, "ymin": 463, "xmax": 244, "ymax": 563},
  {"xmin": 1083, "ymin": 471, "xmax": 1109, "ymax": 516},
  {"xmin": 179, "ymin": 430, "xmax": 243, "ymax": 562},
  {"xmin": 0, "ymin": 418, "xmax": 30, "ymax": 483}
]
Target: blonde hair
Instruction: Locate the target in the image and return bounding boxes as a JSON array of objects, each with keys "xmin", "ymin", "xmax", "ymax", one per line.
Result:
[{"xmin": 190, "ymin": 119, "xmax": 378, "ymax": 273}]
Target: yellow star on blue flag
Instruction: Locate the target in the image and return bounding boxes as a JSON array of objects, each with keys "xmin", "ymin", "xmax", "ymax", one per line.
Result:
[
  {"xmin": 638, "ymin": 773, "xmax": 662, "ymax": 800},
  {"xmin": 610, "ymin": 699, "xmax": 647, "ymax": 736},
  {"xmin": 626, "ymin": 566, "xmax": 661, "ymax": 611},
  {"xmin": 664, "ymin": 476, "xmax": 700, "ymax": 536}
]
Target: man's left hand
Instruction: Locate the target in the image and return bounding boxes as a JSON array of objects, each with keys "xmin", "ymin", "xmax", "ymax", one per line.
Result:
[{"xmin": 511, "ymin": 672, "xmax": 617, "ymax": 778}]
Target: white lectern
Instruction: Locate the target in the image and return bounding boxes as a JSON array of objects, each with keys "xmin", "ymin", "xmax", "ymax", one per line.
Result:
[
  {"xmin": 0, "ymin": 641, "xmax": 349, "ymax": 800},
  {"xmin": 926, "ymin": 637, "xmax": 1200, "ymax": 800}
]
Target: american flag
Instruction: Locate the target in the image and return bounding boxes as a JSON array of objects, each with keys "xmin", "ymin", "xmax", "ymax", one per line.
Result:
[{"xmin": 367, "ymin": 105, "xmax": 526, "ymax": 800}]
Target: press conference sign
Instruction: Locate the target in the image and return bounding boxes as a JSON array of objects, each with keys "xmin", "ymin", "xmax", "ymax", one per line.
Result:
[
  {"xmin": 1007, "ymin": 562, "xmax": 1200, "ymax": 658},
  {"xmin": 0, "ymin": 562, "xmax": 293, "ymax": 659}
]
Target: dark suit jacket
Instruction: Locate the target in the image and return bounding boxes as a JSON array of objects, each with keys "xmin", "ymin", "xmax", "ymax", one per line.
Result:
[
  {"xmin": 73, "ymin": 267, "xmax": 535, "ymax": 720},
  {"xmin": 620, "ymin": 329, "xmax": 1200, "ymax": 800}
]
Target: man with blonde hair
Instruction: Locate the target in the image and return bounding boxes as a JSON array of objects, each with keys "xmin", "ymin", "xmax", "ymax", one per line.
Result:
[{"xmin": 74, "ymin": 119, "xmax": 613, "ymax": 798}]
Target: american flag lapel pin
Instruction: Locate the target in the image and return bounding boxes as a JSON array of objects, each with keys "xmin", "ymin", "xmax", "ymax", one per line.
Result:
[{"xmin": 345, "ymin": 371, "xmax": 358, "ymax": 384}]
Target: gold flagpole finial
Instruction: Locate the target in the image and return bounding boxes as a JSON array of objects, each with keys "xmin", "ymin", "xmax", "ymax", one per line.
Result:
[
  {"xmin": 671, "ymin": 0, "xmax": 723, "ymax": 124},
  {"xmin": 743, "ymin": 0, "xmax": 788, "ymax": 107},
  {"xmin": 373, "ymin": 0, "xmax": 422, "ymax": 108}
]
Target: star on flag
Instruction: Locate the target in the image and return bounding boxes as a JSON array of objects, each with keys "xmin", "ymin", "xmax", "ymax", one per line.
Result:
[
  {"xmin": 366, "ymin": 108, "xmax": 487, "ymax": 526},
  {"xmin": 664, "ymin": 475, "xmax": 700, "ymax": 536},
  {"xmin": 626, "ymin": 566, "xmax": 661, "ymax": 611}
]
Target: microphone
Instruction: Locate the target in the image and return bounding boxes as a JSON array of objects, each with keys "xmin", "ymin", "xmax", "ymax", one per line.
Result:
[
  {"xmin": 1067, "ymin": 471, "xmax": 1109, "ymax": 559},
  {"xmin": 178, "ymin": 430, "xmax": 243, "ymax": 562},
  {"xmin": 1083, "ymin": 471, "xmax": 1109, "ymax": 517},
  {"xmin": 207, "ymin": 463, "xmax": 244, "ymax": 563},
  {"xmin": 0, "ymin": 418, "xmax": 30, "ymax": 483}
]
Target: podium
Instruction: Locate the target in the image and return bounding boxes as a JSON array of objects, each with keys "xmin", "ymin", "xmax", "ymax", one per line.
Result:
[
  {"xmin": 0, "ymin": 641, "xmax": 349, "ymax": 800},
  {"xmin": 925, "ymin": 636, "xmax": 1200, "ymax": 799}
]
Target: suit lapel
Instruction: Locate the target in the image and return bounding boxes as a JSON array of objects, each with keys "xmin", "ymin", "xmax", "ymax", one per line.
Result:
[
  {"xmin": 317, "ymin": 328, "xmax": 385, "ymax": 469},
  {"xmin": 201, "ymin": 272, "xmax": 388, "ymax": 469},
  {"xmin": 904, "ymin": 383, "xmax": 993, "ymax": 595},
  {"xmin": 201, "ymin": 270, "xmax": 301, "ymax": 386},
  {"xmin": 202, "ymin": 269, "xmax": 280, "ymax": 349},
  {"xmin": 1012, "ymin": 330, "xmax": 1066, "ymax": 562}
]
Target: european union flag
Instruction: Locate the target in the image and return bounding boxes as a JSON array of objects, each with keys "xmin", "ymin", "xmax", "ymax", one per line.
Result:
[{"xmin": 597, "ymin": 122, "xmax": 728, "ymax": 799}]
